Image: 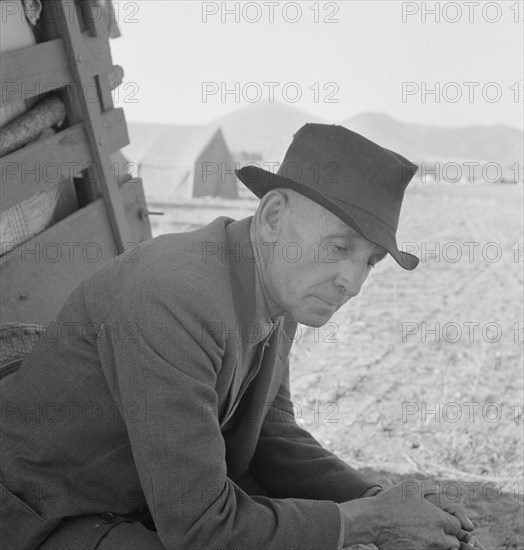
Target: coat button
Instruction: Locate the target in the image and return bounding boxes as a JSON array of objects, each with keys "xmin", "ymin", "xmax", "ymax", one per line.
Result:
[{"xmin": 100, "ymin": 512, "xmax": 115, "ymax": 524}]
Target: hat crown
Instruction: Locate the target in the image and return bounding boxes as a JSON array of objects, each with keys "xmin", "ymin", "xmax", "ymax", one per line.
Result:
[{"xmin": 276, "ymin": 123, "xmax": 417, "ymax": 232}]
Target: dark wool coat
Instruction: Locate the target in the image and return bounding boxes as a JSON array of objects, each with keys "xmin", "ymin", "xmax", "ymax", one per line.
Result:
[{"xmin": 1, "ymin": 216, "xmax": 377, "ymax": 549}]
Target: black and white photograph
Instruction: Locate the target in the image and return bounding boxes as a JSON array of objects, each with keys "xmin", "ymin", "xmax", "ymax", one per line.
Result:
[{"xmin": 0, "ymin": 1, "xmax": 522, "ymax": 548}]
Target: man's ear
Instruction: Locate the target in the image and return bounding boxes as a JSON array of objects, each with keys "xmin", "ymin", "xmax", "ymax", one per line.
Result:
[{"xmin": 256, "ymin": 190, "xmax": 289, "ymax": 241}]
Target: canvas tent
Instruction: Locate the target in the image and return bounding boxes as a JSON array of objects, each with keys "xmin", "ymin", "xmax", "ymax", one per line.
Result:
[{"xmin": 121, "ymin": 123, "xmax": 238, "ymax": 200}]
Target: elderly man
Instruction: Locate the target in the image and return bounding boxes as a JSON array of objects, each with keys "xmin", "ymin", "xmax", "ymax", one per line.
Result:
[{"xmin": 1, "ymin": 124, "xmax": 481, "ymax": 549}]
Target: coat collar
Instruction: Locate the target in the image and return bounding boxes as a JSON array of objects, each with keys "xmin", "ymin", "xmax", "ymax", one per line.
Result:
[{"xmin": 225, "ymin": 216, "xmax": 276, "ymax": 345}]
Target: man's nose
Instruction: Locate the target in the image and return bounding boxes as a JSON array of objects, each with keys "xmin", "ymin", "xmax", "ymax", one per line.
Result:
[{"xmin": 334, "ymin": 261, "xmax": 368, "ymax": 298}]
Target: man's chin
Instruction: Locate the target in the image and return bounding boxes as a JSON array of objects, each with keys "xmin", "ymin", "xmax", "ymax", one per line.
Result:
[{"xmin": 295, "ymin": 309, "xmax": 334, "ymax": 328}]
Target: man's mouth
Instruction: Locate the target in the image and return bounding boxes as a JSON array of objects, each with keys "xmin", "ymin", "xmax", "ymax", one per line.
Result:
[{"xmin": 316, "ymin": 297, "xmax": 340, "ymax": 308}]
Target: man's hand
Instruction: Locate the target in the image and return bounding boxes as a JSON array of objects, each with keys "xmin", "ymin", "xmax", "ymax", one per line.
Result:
[
  {"xmin": 339, "ymin": 480, "xmax": 467, "ymax": 549},
  {"xmin": 358, "ymin": 482, "xmax": 487, "ymax": 550},
  {"xmin": 374, "ymin": 480, "xmax": 468, "ymax": 549},
  {"xmin": 423, "ymin": 486, "xmax": 473, "ymax": 532},
  {"xmin": 424, "ymin": 486, "xmax": 487, "ymax": 550}
]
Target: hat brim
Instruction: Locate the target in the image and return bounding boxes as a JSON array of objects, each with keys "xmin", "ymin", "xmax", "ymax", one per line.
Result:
[{"xmin": 236, "ymin": 166, "xmax": 419, "ymax": 271}]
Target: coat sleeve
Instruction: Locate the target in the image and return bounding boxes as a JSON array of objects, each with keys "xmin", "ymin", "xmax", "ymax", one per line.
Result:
[
  {"xmin": 249, "ymin": 357, "xmax": 383, "ymax": 503},
  {"xmin": 95, "ymin": 275, "xmax": 344, "ymax": 550}
]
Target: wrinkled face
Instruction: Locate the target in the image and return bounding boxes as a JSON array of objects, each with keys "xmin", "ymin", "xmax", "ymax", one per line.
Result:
[{"xmin": 255, "ymin": 189, "xmax": 387, "ymax": 327}]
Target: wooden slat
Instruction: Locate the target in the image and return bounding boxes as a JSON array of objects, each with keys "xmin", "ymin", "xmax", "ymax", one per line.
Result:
[
  {"xmin": 0, "ymin": 34, "xmax": 112, "ymax": 108},
  {"xmin": 96, "ymin": 72, "xmax": 115, "ymax": 113},
  {"xmin": 0, "ymin": 40, "xmax": 68, "ymax": 106},
  {"xmin": 55, "ymin": 0, "xmax": 132, "ymax": 253},
  {"xmin": 43, "ymin": 0, "xmax": 96, "ymax": 205},
  {"xmin": 80, "ymin": 1, "xmax": 120, "ymax": 203},
  {"xmin": 42, "ymin": 2, "xmax": 85, "ymax": 130},
  {"xmin": 121, "ymin": 178, "xmax": 153, "ymax": 243},
  {"xmin": 0, "ymin": 180, "xmax": 151, "ymax": 323},
  {"xmin": 0, "ymin": 200, "xmax": 115, "ymax": 323},
  {"xmin": 0, "ymin": 108, "xmax": 128, "ymax": 211}
]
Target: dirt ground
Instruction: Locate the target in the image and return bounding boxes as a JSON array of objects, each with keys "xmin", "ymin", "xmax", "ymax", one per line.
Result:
[{"xmin": 149, "ymin": 182, "xmax": 523, "ymax": 549}]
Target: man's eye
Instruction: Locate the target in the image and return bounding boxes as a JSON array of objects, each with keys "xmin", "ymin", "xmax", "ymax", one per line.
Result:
[{"xmin": 327, "ymin": 242, "xmax": 346, "ymax": 252}]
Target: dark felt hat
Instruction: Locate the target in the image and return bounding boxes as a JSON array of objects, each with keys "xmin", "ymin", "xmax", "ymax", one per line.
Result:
[{"xmin": 235, "ymin": 123, "xmax": 419, "ymax": 270}]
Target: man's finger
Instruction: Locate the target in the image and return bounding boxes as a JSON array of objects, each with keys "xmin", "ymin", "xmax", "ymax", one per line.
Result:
[
  {"xmin": 424, "ymin": 492, "xmax": 474, "ymax": 531},
  {"xmin": 458, "ymin": 531, "xmax": 487, "ymax": 550},
  {"xmin": 440, "ymin": 511, "xmax": 462, "ymax": 536},
  {"xmin": 456, "ymin": 528, "xmax": 472, "ymax": 540},
  {"xmin": 445, "ymin": 504, "xmax": 474, "ymax": 531},
  {"xmin": 443, "ymin": 534, "xmax": 461, "ymax": 549}
]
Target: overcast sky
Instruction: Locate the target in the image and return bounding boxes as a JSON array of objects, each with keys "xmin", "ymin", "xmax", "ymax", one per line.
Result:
[{"xmin": 110, "ymin": 1, "xmax": 523, "ymax": 128}]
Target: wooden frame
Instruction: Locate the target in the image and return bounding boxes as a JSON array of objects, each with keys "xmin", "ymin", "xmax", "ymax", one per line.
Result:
[{"xmin": 0, "ymin": 0, "xmax": 152, "ymax": 322}]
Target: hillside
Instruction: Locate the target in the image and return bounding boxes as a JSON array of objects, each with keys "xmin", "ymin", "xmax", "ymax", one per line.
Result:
[
  {"xmin": 207, "ymin": 101, "xmax": 326, "ymax": 162},
  {"xmin": 207, "ymin": 103, "xmax": 521, "ymax": 181},
  {"xmin": 343, "ymin": 112, "xmax": 522, "ymax": 172}
]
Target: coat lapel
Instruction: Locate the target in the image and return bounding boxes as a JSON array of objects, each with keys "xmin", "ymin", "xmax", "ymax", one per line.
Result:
[
  {"xmin": 223, "ymin": 318, "xmax": 289, "ymax": 480},
  {"xmin": 220, "ymin": 218, "xmax": 294, "ymax": 479},
  {"xmin": 220, "ymin": 217, "xmax": 257, "ymax": 427}
]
